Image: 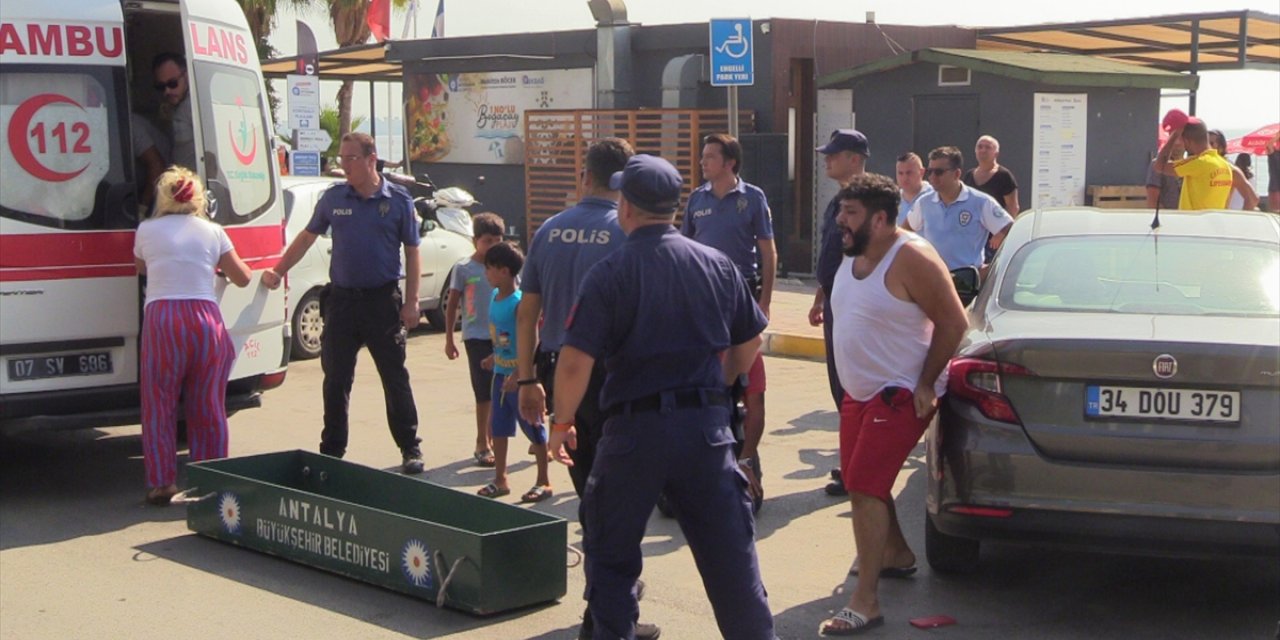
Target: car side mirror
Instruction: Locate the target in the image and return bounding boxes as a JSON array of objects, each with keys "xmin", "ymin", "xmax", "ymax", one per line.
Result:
[{"xmin": 950, "ymin": 266, "xmax": 981, "ymax": 306}]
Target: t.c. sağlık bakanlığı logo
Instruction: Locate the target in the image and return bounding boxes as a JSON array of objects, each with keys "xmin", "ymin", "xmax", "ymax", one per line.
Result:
[{"xmin": 227, "ymin": 96, "xmax": 258, "ymax": 165}]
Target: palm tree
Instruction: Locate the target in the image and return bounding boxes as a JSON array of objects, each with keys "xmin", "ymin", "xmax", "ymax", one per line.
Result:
[
  {"xmin": 326, "ymin": 0, "xmax": 374, "ymax": 144},
  {"xmin": 245, "ymin": 0, "xmax": 410, "ymax": 145}
]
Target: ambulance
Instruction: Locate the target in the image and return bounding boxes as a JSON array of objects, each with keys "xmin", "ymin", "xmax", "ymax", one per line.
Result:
[{"xmin": 0, "ymin": 0, "xmax": 288, "ymax": 431}]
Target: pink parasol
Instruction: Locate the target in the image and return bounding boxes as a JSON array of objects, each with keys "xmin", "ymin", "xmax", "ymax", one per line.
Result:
[
  {"xmin": 1225, "ymin": 137, "xmax": 1250, "ymax": 155},
  {"xmin": 1239, "ymin": 123, "xmax": 1279, "ymax": 154}
]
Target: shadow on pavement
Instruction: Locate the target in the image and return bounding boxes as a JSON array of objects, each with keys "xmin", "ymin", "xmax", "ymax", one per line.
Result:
[
  {"xmin": 771, "ymin": 409, "xmax": 839, "ymax": 436},
  {"xmin": 773, "ymin": 445, "xmax": 1280, "ymax": 640},
  {"xmin": 0, "ymin": 428, "xmax": 188, "ymax": 551},
  {"xmin": 134, "ymin": 534, "xmax": 571, "ymax": 638}
]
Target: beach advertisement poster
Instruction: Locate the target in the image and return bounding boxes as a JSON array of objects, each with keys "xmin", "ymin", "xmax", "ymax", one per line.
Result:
[{"xmin": 406, "ymin": 68, "xmax": 593, "ymax": 165}]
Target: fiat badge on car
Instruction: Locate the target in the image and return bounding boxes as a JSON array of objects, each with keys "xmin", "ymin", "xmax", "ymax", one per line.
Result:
[{"xmin": 1153, "ymin": 354, "xmax": 1178, "ymax": 379}]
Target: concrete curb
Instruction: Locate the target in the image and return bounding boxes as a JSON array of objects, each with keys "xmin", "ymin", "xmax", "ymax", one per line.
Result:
[{"xmin": 762, "ymin": 331, "xmax": 825, "ymax": 361}]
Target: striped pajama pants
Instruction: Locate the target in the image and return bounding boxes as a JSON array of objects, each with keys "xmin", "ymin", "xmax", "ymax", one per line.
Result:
[{"xmin": 140, "ymin": 299, "xmax": 236, "ymax": 488}]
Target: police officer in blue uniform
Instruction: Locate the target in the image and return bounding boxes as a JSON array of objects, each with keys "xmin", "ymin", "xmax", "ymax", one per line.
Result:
[
  {"xmin": 263, "ymin": 132, "xmax": 424, "ymax": 473},
  {"xmin": 516, "ymin": 138, "xmax": 659, "ymax": 640},
  {"xmin": 548, "ymin": 154, "xmax": 775, "ymax": 639}
]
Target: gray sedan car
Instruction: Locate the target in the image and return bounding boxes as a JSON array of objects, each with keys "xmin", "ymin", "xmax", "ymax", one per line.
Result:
[{"xmin": 926, "ymin": 207, "xmax": 1280, "ymax": 573}]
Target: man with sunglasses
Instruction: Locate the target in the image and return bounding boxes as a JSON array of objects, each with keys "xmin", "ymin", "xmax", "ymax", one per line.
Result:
[
  {"xmin": 905, "ymin": 146, "xmax": 1012, "ymax": 278},
  {"xmin": 152, "ymin": 53, "xmax": 195, "ymax": 172}
]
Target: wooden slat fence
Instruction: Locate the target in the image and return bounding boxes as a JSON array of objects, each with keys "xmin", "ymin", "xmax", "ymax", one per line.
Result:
[{"xmin": 524, "ymin": 109, "xmax": 754, "ymax": 235}]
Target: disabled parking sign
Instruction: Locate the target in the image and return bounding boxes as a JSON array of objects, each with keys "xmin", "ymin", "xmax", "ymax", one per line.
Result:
[{"xmin": 709, "ymin": 18, "xmax": 754, "ymax": 87}]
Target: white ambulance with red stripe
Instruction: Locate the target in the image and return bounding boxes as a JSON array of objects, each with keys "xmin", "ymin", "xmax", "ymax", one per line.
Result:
[{"xmin": 0, "ymin": 0, "xmax": 288, "ymax": 430}]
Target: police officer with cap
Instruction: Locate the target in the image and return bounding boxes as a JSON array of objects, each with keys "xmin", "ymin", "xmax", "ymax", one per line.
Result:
[
  {"xmin": 263, "ymin": 132, "xmax": 425, "ymax": 473},
  {"xmin": 548, "ymin": 154, "xmax": 775, "ymax": 639},
  {"xmin": 811, "ymin": 129, "xmax": 869, "ymax": 497}
]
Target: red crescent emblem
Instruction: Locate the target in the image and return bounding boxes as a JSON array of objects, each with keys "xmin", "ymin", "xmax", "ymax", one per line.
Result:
[
  {"xmin": 6, "ymin": 94, "xmax": 91, "ymax": 182},
  {"xmin": 228, "ymin": 120, "xmax": 258, "ymax": 165}
]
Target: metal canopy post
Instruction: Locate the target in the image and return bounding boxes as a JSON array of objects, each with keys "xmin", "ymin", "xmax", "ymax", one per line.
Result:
[
  {"xmin": 1188, "ymin": 19, "xmax": 1199, "ymax": 114},
  {"xmin": 728, "ymin": 87, "xmax": 739, "ymax": 137},
  {"xmin": 370, "ymin": 81, "xmax": 377, "ymax": 140}
]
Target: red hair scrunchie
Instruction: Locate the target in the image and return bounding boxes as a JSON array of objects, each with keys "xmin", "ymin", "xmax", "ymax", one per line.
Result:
[{"xmin": 172, "ymin": 178, "xmax": 195, "ymax": 204}]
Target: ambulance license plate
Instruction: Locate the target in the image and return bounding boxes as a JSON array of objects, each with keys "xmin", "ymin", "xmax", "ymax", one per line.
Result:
[{"xmin": 7, "ymin": 352, "xmax": 113, "ymax": 381}]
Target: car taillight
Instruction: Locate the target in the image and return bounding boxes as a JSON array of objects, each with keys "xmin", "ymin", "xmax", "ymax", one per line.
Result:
[{"xmin": 946, "ymin": 357, "xmax": 1032, "ymax": 425}]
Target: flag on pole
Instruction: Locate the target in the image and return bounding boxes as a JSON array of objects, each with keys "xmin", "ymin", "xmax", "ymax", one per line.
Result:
[
  {"xmin": 367, "ymin": 0, "xmax": 391, "ymax": 43},
  {"xmin": 430, "ymin": 0, "xmax": 445, "ymax": 38},
  {"xmin": 400, "ymin": 0, "xmax": 419, "ymax": 40}
]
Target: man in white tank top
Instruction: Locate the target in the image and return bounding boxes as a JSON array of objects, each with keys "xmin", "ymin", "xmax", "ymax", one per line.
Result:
[{"xmin": 819, "ymin": 174, "xmax": 968, "ymax": 636}]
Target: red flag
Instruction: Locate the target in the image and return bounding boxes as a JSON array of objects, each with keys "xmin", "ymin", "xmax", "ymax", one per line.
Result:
[{"xmin": 367, "ymin": 0, "xmax": 391, "ymax": 43}]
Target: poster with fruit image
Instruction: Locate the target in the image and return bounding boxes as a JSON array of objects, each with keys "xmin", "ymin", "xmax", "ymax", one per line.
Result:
[
  {"xmin": 405, "ymin": 68, "xmax": 593, "ymax": 165},
  {"xmin": 407, "ymin": 73, "xmax": 451, "ymax": 163}
]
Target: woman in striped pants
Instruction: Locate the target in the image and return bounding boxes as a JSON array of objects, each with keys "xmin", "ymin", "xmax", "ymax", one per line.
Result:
[{"xmin": 133, "ymin": 167, "xmax": 252, "ymax": 505}]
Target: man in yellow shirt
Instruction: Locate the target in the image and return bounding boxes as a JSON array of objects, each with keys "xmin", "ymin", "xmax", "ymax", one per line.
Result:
[{"xmin": 1155, "ymin": 119, "xmax": 1232, "ymax": 210}]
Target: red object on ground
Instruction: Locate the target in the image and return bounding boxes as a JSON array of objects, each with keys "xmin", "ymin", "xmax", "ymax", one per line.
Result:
[{"xmin": 910, "ymin": 615, "xmax": 958, "ymax": 629}]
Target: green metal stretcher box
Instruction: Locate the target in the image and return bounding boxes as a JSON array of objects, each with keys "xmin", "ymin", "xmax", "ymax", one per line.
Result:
[{"xmin": 184, "ymin": 450, "xmax": 567, "ymax": 615}]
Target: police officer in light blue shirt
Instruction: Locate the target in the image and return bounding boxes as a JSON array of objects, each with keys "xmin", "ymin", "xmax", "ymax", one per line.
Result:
[
  {"xmin": 683, "ymin": 133, "xmax": 776, "ymax": 298},
  {"xmin": 895, "ymin": 151, "xmax": 933, "ymax": 228},
  {"xmin": 906, "ymin": 146, "xmax": 1012, "ymax": 273},
  {"xmin": 263, "ymin": 132, "xmax": 424, "ymax": 474},
  {"xmin": 682, "ymin": 132, "xmax": 775, "ymax": 510},
  {"xmin": 547, "ymin": 154, "xmax": 775, "ymax": 639}
]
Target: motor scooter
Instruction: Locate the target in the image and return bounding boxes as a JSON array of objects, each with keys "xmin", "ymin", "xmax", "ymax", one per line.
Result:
[{"xmin": 384, "ymin": 171, "xmax": 477, "ymax": 237}]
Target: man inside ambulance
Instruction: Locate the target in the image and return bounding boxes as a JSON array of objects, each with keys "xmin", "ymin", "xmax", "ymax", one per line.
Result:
[{"xmin": 152, "ymin": 52, "xmax": 196, "ymax": 172}]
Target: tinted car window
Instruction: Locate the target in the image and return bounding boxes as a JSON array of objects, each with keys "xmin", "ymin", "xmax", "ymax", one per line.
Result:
[{"xmin": 1002, "ymin": 236, "xmax": 1280, "ymax": 317}]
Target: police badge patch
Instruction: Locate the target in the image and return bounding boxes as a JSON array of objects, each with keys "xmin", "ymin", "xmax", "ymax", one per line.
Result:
[
  {"xmin": 379, "ymin": 201, "xmax": 390, "ymax": 217},
  {"xmin": 737, "ymin": 197, "xmax": 748, "ymax": 213},
  {"xmin": 958, "ymin": 210, "xmax": 973, "ymax": 226}
]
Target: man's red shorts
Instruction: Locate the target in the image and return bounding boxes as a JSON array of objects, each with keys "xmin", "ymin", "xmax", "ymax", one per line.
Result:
[
  {"xmin": 839, "ymin": 387, "xmax": 929, "ymax": 502},
  {"xmin": 745, "ymin": 352, "xmax": 766, "ymax": 395}
]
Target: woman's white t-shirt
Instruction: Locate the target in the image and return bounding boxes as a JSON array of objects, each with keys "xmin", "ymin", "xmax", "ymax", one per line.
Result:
[{"xmin": 134, "ymin": 214, "xmax": 232, "ymax": 306}]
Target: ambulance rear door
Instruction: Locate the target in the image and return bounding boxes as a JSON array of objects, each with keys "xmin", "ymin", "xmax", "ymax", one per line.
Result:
[{"xmin": 0, "ymin": 1, "xmax": 141, "ymax": 408}]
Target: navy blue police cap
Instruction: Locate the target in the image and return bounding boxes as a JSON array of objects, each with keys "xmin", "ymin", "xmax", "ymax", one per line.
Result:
[
  {"xmin": 815, "ymin": 129, "xmax": 870, "ymax": 157},
  {"xmin": 609, "ymin": 154, "xmax": 683, "ymax": 214}
]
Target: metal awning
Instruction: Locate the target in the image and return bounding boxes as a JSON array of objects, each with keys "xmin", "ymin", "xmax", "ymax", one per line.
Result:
[
  {"xmin": 260, "ymin": 43, "xmax": 401, "ymax": 81},
  {"xmin": 978, "ymin": 10, "xmax": 1280, "ymax": 72}
]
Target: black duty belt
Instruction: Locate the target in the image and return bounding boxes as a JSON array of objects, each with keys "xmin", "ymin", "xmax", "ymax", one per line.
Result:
[
  {"xmin": 606, "ymin": 389, "xmax": 731, "ymax": 417},
  {"xmin": 331, "ymin": 281, "xmax": 398, "ymax": 296}
]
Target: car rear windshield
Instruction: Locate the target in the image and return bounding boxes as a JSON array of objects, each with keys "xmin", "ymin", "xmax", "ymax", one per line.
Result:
[{"xmin": 1001, "ymin": 236, "xmax": 1280, "ymax": 317}]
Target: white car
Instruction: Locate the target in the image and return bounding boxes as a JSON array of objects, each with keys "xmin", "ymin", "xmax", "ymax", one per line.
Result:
[{"xmin": 282, "ymin": 176, "xmax": 474, "ymax": 359}]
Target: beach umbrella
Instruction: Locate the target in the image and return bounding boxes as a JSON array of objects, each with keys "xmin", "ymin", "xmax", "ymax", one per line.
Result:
[
  {"xmin": 1240, "ymin": 123, "xmax": 1279, "ymax": 154},
  {"xmin": 1225, "ymin": 137, "xmax": 1251, "ymax": 154}
]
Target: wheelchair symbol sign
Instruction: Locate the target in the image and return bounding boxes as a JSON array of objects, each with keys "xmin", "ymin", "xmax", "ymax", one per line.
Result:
[{"xmin": 709, "ymin": 18, "xmax": 754, "ymax": 87}]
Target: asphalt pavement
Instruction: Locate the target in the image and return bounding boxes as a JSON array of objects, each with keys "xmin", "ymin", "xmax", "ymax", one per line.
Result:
[{"xmin": 2, "ymin": 290, "xmax": 1277, "ymax": 639}]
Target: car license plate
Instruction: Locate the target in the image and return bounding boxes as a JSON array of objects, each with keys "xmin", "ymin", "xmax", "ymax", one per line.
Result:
[
  {"xmin": 6, "ymin": 352, "xmax": 113, "ymax": 382},
  {"xmin": 1085, "ymin": 386, "xmax": 1240, "ymax": 423}
]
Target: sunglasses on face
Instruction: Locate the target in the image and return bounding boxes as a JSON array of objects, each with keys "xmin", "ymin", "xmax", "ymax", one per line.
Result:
[
  {"xmin": 153, "ymin": 75, "xmax": 184, "ymax": 92},
  {"xmin": 926, "ymin": 167, "xmax": 954, "ymax": 177}
]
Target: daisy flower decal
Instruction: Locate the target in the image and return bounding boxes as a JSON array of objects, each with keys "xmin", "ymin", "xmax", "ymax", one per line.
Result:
[
  {"xmin": 218, "ymin": 492, "xmax": 242, "ymax": 535},
  {"xmin": 401, "ymin": 539, "xmax": 433, "ymax": 589}
]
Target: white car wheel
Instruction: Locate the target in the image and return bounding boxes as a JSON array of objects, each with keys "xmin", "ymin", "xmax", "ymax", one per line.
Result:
[{"xmin": 291, "ymin": 289, "xmax": 324, "ymax": 360}]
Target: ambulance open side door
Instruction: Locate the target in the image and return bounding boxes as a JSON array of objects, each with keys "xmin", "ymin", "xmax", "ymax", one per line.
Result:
[{"xmin": 178, "ymin": 0, "xmax": 288, "ymax": 383}]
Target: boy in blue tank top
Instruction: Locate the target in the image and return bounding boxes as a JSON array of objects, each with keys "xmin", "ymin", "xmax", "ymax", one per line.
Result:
[{"xmin": 478, "ymin": 242, "xmax": 551, "ymax": 502}]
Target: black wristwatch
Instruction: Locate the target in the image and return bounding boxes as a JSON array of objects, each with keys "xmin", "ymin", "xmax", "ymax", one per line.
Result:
[{"xmin": 516, "ymin": 378, "xmax": 540, "ymax": 386}]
